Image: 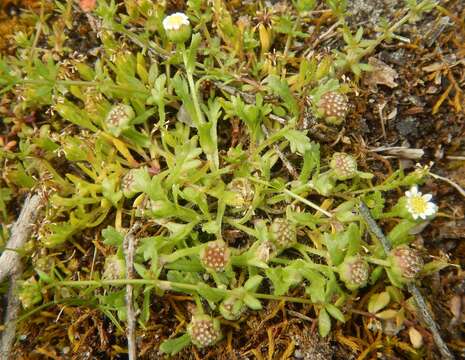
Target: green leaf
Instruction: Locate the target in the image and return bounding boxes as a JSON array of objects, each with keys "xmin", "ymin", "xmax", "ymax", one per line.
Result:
[
  {"xmin": 387, "ymin": 219, "xmax": 417, "ymax": 246},
  {"xmin": 244, "ymin": 275, "xmax": 263, "ymax": 292},
  {"xmin": 102, "ymin": 176, "xmax": 123, "ymax": 205},
  {"xmin": 159, "ymin": 333, "xmax": 191, "ymax": 355},
  {"xmin": 102, "ymin": 226, "xmax": 124, "ymax": 246},
  {"xmin": 325, "ymin": 304, "xmax": 345, "ymax": 323},
  {"xmin": 299, "ymin": 145, "xmax": 320, "ymax": 183},
  {"xmin": 266, "ymin": 75, "xmax": 299, "ymax": 116},
  {"xmin": 318, "ymin": 308, "xmax": 331, "ymax": 337},
  {"xmin": 284, "ymin": 130, "xmax": 312, "ymax": 155},
  {"xmin": 196, "ymin": 283, "xmax": 226, "ymax": 303},
  {"xmin": 36, "ymin": 269, "xmax": 53, "ymax": 284},
  {"xmin": 312, "ymin": 171, "xmax": 335, "ymax": 196},
  {"xmin": 304, "ymin": 269, "xmax": 327, "ymax": 303},
  {"xmin": 266, "ymin": 266, "xmax": 302, "ymax": 296},
  {"xmin": 345, "ymin": 223, "xmax": 361, "ymax": 256},
  {"xmin": 243, "ymin": 294, "xmax": 262, "ymax": 310},
  {"xmin": 186, "ymin": 33, "xmax": 202, "ymax": 73},
  {"xmin": 55, "ymin": 100, "xmax": 98, "ymax": 131},
  {"xmin": 368, "ymin": 291, "xmax": 390, "ymax": 314},
  {"xmin": 421, "ymin": 259, "xmax": 453, "ymax": 275}
]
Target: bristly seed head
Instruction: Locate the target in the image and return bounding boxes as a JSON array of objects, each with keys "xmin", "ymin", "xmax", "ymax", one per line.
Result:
[
  {"xmin": 200, "ymin": 240, "xmax": 231, "ymax": 272},
  {"xmin": 227, "ymin": 178, "xmax": 254, "ymax": 208},
  {"xmin": 105, "ymin": 104, "xmax": 135, "ymax": 136},
  {"xmin": 388, "ymin": 245, "xmax": 423, "ymax": 284},
  {"xmin": 187, "ymin": 314, "xmax": 222, "ymax": 348},
  {"xmin": 269, "ymin": 218, "xmax": 297, "ymax": 248},
  {"xmin": 338, "ymin": 256, "xmax": 370, "ymax": 290},
  {"xmin": 219, "ymin": 296, "xmax": 245, "ymax": 320},
  {"xmin": 103, "ymin": 255, "xmax": 125, "ymax": 280},
  {"xmin": 330, "ymin": 152, "xmax": 358, "ymax": 180},
  {"xmin": 318, "ymin": 91, "xmax": 349, "ymax": 125},
  {"xmin": 121, "ymin": 170, "xmax": 136, "ymax": 198}
]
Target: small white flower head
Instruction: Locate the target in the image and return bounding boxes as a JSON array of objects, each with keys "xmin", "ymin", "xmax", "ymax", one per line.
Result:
[
  {"xmin": 405, "ymin": 186, "xmax": 437, "ymax": 220},
  {"xmin": 162, "ymin": 12, "xmax": 191, "ymax": 43},
  {"xmin": 163, "ymin": 12, "xmax": 189, "ymax": 31}
]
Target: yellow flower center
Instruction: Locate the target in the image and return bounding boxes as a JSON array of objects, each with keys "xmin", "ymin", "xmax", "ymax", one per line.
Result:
[
  {"xmin": 410, "ymin": 196, "xmax": 427, "ymax": 214},
  {"xmin": 165, "ymin": 14, "xmax": 188, "ymax": 29}
]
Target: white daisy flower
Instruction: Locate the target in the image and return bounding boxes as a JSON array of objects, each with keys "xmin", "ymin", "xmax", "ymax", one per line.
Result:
[
  {"xmin": 162, "ymin": 12, "xmax": 190, "ymax": 31},
  {"xmin": 405, "ymin": 186, "xmax": 437, "ymax": 220}
]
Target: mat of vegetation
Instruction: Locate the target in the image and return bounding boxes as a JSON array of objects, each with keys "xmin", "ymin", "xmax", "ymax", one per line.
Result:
[{"xmin": 0, "ymin": 0, "xmax": 464, "ymax": 359}]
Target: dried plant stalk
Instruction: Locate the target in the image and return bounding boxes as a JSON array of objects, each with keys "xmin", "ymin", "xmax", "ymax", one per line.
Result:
[{"xmin": 0, "ymin": 194, "xmax": 44, "ymax": 359}]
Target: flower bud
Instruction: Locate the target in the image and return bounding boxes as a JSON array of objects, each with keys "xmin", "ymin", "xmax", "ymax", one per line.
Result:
[
  {"xmin": 219, "ymin": 296, "xmax": 245, "ymax": 320},
  {"xmin": 105, "ymin": 104, "xmax": 135, "ymax": 136},
  {"xmin": 330, "ymin": 152, "xmax": 357, "ymax": 180},
  {"xmin": 338, "ymin": 256, "xmax": 370, "ymax": 290},
  {"xmin": 227, "ymin": 178, "xmax": 254, "ymax": 208},
  {"xmin": 163, "ymin": 13, "xmax": 192, "ymax": 44},
  {"xmin": 121, "ymin": 167, "xmax": 150, "ymax": 198},
  {"xmin": 254, "ymin": 240, "xmax": 276, "ymax": 264},
  {"xmin": 18, "ymin": 277, "xmax": 42, "ymax": 309},
  {"xmin": 187, "ymin": 314, "xmax": 222, "ymax": 348},
  {"xmin": 200, "ymin": 240, "xmax": 231, "ymax": 272},
  {"xmin": 103, "ymin": 255, "xmax": 126, "ymax": 280},
  {"xmin": 269, "ymin": 218, "xmax": 297, "ymax": 249},
  {"xmin": 317, "ymin": 91, "xmax": 349, "ymax": 125},
  {"xmin": 121, "ymin": 170, "xmax": 137, "ymax": 198},
  {"xmin": 388, "ymin": 246, "xmax": 423, "ymax": 284}
]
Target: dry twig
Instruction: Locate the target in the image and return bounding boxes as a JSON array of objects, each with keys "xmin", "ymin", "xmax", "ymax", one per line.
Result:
[
  {"xmin": 123, "ymin": 222, "xmax": 142, "ymax": 360},
  {"xmin": 0, "ymin": 193, "xmax": 44, "ymax": 359}
]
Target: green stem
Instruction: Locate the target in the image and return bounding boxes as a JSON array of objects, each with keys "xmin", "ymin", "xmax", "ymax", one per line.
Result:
[
  {"xmin": 47, "ymin": 278, "xmax": 316, "ymax": 305},
  {"xmin": 20, "ymin": 79, "xmax": 149, "ymax": 94},
  {"xmin": 159, "ymin": 245, "xmax": 204, "ymax": 264},
  {"xmin": 224, "ymin": 218, "xmax": 257, "ymax": 238},
  {"xmin": 254, "ymin": 293, "xmax": 313, "ymax": 305},
  {"xmin": 366, "ymin": 257, "xmax": 390, "ymax": 267},
  {"xmin": 270, "ymin": 257, "xmax": 333, "ymax": 271},
  {"xmin": 283, "ymin": 189, "xmax": 332, "ymax": 218}
]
